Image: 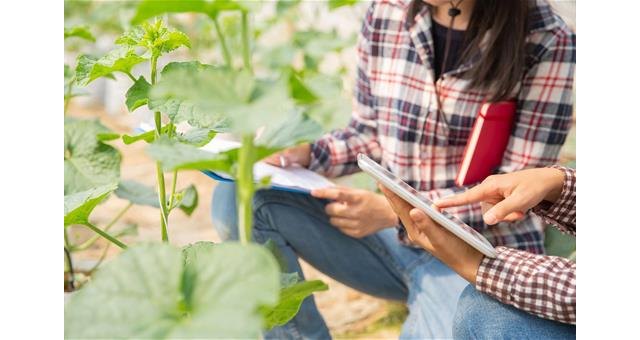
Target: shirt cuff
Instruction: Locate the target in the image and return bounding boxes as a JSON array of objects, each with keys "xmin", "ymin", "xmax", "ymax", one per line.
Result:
[
  {"xmin": 308, "ymin": 139, "xmax": 332, "ymax": 174},
  {"xmin": 531, "ymin": 165, "xmax": 575, "ymax": 227},
  {"xmin": 475, "ymin": 246, "xmax": 521, "ymax": 301}
]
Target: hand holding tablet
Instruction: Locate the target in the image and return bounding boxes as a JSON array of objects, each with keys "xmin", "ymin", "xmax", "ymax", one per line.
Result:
[{"xmin": 357, "ymin": 154, "xmax": 497, "ymax": 258}]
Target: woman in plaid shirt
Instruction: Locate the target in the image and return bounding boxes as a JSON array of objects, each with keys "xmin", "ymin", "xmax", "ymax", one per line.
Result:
[
  {"xmin": 212, "ymin": 0, "xmax": 575, "ymax": 338},
  {"xmin": 381, "ymin": 165, "xmax": 576, "ymax": 337}
]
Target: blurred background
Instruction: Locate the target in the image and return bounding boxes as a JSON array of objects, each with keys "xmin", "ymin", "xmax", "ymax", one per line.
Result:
[{"xmin": 65, "ymin": 1, "xmax": 575, "ymax": 337}]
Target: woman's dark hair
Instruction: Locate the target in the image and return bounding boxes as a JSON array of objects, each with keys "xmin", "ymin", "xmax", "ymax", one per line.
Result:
[{"xmin": 408, "ymin": 0, "xmax": 530, "ymax": 102}]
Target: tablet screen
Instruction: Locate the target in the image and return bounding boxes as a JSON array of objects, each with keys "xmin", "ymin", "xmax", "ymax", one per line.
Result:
[{"xmin": 360, "ymin": 155, "xmax": 492, "ymax": 246}]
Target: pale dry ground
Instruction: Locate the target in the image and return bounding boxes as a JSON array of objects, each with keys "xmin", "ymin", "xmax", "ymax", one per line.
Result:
[{"xmin": 67, "ymin": 103, "xmax": 400, "ymax": 338}]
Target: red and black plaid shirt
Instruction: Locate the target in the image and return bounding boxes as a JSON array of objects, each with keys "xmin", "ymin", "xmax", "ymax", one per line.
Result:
[
  {"xmin": 476, "ymin": 166, "xmax": 576, "ymax": 324},
  {"xmin": 309, "ymin": 0, "xmax": 575, "ymax": 254}
]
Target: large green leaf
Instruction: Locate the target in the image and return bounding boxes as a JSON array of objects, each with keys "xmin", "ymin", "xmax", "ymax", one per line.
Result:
[
  {"xmin": 115, "ymin": 180, "xmax": 199, "ymax": 215},
  {"xmin": 261, "ymin": 280, "xmax": 329, "ymax": 330},
  {"xmin": 64, "ymin": 183, "xmax": 118, "ymax": 226},
  {"xmin": 146, "ymin": 136, "xmax": 281, "ymax": 174},
  {"xmin": 146, "ymin": 137, "xmax": 235, "ymax": 172},
  {"xmin": 125, "ymin": 76, "xmax": 151, "ymax": 112},
  {"xmin": 64, "ymin": 25, "xmax": 96, "ymax": 41},
  {"xmin": 148, "ymin": 62, "xmax": 229, "ymax": 129},
  {"xmin": 132, "ymin": 0, "xmax": 249, "ymax": 24},
  {"xmin": 288, "ymin": 70, "xmax": 319, "ymax": 105},
  {"xmin": 115, "ymin": 180, "xmax": 160, "ymax": 208},
  {"xmin": 75, "ymin": 49, "xmax": 146, "ymax": 86},
  {"xmin": 176, "ymin": 128, "xmax": 218, "ymax": 147},
  {"xmin": 65, "ymin": 242, "xmax": 280, "ymax": 338},
  {"xmin": 255, "ymin": 111, "xmax": 323, "ymax": 149},
  {"xmin": 304, "ymin": 74, "xmax": 352, "ymax": 129},
  {"xmin": 149, "ymin": 66, "xmax": 295, "ymax": 134},
  {"xmin": 64, "ymin": 119, "xmax": 121, "ymax": 195}
]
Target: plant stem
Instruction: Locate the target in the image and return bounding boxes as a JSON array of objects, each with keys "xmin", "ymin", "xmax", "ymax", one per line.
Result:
[
  {"xmin": 213, "ymin": 17, "xmax": 232, "ymax": 68},
  {"xmin": 156, "ymin": 163, "xmax": 169, "ymax": 242},
  {"xmin": 88, "ymin": 242, "xmax": 112, "ymax": 275},
  {"xmin": 151, "ymin": 54, "xmax": 159, "ymax": 84},
  {"xmin": 151, "ymin": 53, "xmax": 170, "ymax": 242},
  {"xmin": 64, "ymin": 228, "xmax": 74, "ymax": 272},
  {"xmin": 64, "ymin": 76, "xmax": 75, "ymax": 115},
  {"xmin": 125, "ymin": 71, "xmax": 137, "ymax": 82},
  {"xmin": 241, "ymin": 11, "xmax": 253, "ymax": 73},
  {"xmin": 168, "ymin": 170, "xmax": 178, "ymax": 211},
  {"xmin": 83, "ymin": 222, "xmax": 127, "ymax": 249},
  {"xmin": 64, "ymin": 247, "xmax": 76, "ymax": 291},
  {"xmin": 237, "ymin": 134, "xmax": 256, "ymax": 244},
  {"xmin": 73, "ymin": 203, "xmax": 132, "ymax": 251}
]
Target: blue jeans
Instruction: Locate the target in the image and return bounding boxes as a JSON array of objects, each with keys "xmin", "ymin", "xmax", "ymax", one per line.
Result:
[
  {"xmin": 453, "ymin": 285, "xmax": 576, "ymax": 339},
  {"xmin": 211, "ymin": 182, "xmax": 469, "ymax": 339}
]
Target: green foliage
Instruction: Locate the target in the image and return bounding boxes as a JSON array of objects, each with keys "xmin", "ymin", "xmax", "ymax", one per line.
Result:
[
  {"xmin": 64, "ymin": 183, "xmax": 118, "ymax": 226},
  {"xmin": 115, "ymin": 180, "xmax": 199, "ymax": 216},
  {"xmin": 75, "ymin": 49, "xmax": 145, "ymax": 85},
  {"xmin": 261, "ymin": 279, "xmax": 329, "ymax": 330},
  {"xmin": 122, "ymin": 125, "xmax": 174, "ymax": 144},
  {"xmin": 288, "ymin": 70, "xmax": 319, "ymax": 104},
  {"xmin": 147, "ymin": 137, "xmax": 236, "ymax": 173},
  {"xmin": 147, "ymin": 62, "xmax": 230, "ymax": 129},
  {"xmin": 125, "ymin": 76, "xmax": 151, "ymax": 111},
  {"xmin": 173, "ymin": 184, "xmax": 199, "ymax": 216},
  {"xmin": 115, "ymin": 180, "xmax": 159, "ymax": 207},
  {"xmin": 64, "ymin": 65, "xmax": 87, "ymax": 100},
  {"xmin": 177, "ymin": 128, "xmax": 218, "ymax": 147},
  {"xmin": 328, "ymin": 0, "xmax": 359, "ymax": 10},
  {"xmin": 64, "ymin": 7, "xmax": 333, "ymax": 334},
  {"xmin": 544, "ymin": 226, "xmax": 576, "ymax": 260},
  {"xmin": 65, "ymin": 242, "xmax": 280, "ymax": 338},
  {"xmin": 64, "ymin": 25, "xmax": 96, "ymax": 41},
  {"xmin": 304, "ymin": 73, "xmax": 352, "ymax": 129},
  {"xmin": 116, "ymin": 19, "xmax": 191, "ymax": 57},
  {"xmin": 132, "ymin": 0, "xmax": 249, "ymax": 24},
  {"xmin": 150, "ymin": 66, "xmax": 295, "ymax": 134},
  {"xmin": 260, "ymin": 239, "xmax": 329, "ymax": 330},
  {"xmin": 255, "ymin": 111, "xmax": 323, "ymax": 149},
  {"xmin": 64, "ymin": 119, "xmax": 121, "ymax": 195}
]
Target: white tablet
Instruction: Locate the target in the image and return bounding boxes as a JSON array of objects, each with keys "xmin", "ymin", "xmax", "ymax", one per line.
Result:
[{"xmin": 357, "ymin": 154, "xmax": 497, "ymax": 258}]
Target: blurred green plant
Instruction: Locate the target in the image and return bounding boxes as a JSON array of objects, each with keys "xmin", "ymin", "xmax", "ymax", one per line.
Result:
[{"xmin": 64, "ymin": 1, "xmax": 345, "ymax": 335}]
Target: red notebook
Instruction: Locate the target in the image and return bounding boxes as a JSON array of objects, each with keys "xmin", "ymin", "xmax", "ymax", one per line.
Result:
[{"xmin": 455, "ymin": 100, "xmax": 517, "ymax": 186}]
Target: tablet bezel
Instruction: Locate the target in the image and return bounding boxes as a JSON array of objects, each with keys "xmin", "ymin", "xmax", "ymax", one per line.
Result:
[{"xmin": 357, "ymin": 154, "xmax": 497, "ymax": 258}]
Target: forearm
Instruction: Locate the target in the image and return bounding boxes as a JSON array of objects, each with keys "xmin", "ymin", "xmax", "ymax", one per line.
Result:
[
  {"xmin": 475, "ymin": 246, "xmax": 576, "ymax": 324},
  {"xmin": 308, "ymin": 125, "xmax": 381, "ymax": 178}
]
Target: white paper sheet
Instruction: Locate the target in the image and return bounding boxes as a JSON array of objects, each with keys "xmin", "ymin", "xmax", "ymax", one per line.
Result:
[{"xmin": 201, "ymin": 137, "xmax": 335, "ymax": 192}]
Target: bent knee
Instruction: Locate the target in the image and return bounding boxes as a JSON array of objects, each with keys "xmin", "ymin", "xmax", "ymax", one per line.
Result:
[
  {"xmin": 453, "ymin": 285, "xmax": 498, "ymax": 338},
  {"xmin": 211, "ymin": 182, "xmax": 238, "ymax": 241}
]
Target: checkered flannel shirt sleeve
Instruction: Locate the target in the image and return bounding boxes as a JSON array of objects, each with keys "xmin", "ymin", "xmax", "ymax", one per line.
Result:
[
  {"xmin": 308, "ymin": 4, "xmax": 382, "ymax": 178},
  {"xmin": 532, "ymin": 166, "xmax": 576, "ymax": 234},
  {"xmin": 475, "ymin": 166, "xmax": 576, "ymax": 324},
  {"xmin": 476, "ymin": 247, "xmax": 576, "ymax": 324}
]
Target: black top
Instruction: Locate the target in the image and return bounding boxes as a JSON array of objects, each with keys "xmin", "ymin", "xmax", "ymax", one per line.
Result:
[{"xmin": 431, "ymin": 19, "xmax": 466, "ymax": 80}]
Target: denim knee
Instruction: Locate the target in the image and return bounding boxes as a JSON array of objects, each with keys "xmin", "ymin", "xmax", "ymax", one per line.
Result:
[
  {"xmin": 452, "ymin": 285, "xmax": 492, "ymax": 338},
  {"xmin": 210, "ymin": 182, "xmax": 238, "ymax": 241}
]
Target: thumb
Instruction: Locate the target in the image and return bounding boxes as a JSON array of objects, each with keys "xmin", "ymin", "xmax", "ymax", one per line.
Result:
[{"xmin": 483, "ymin": 195, "xmax": 525, "ymax": 225}]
